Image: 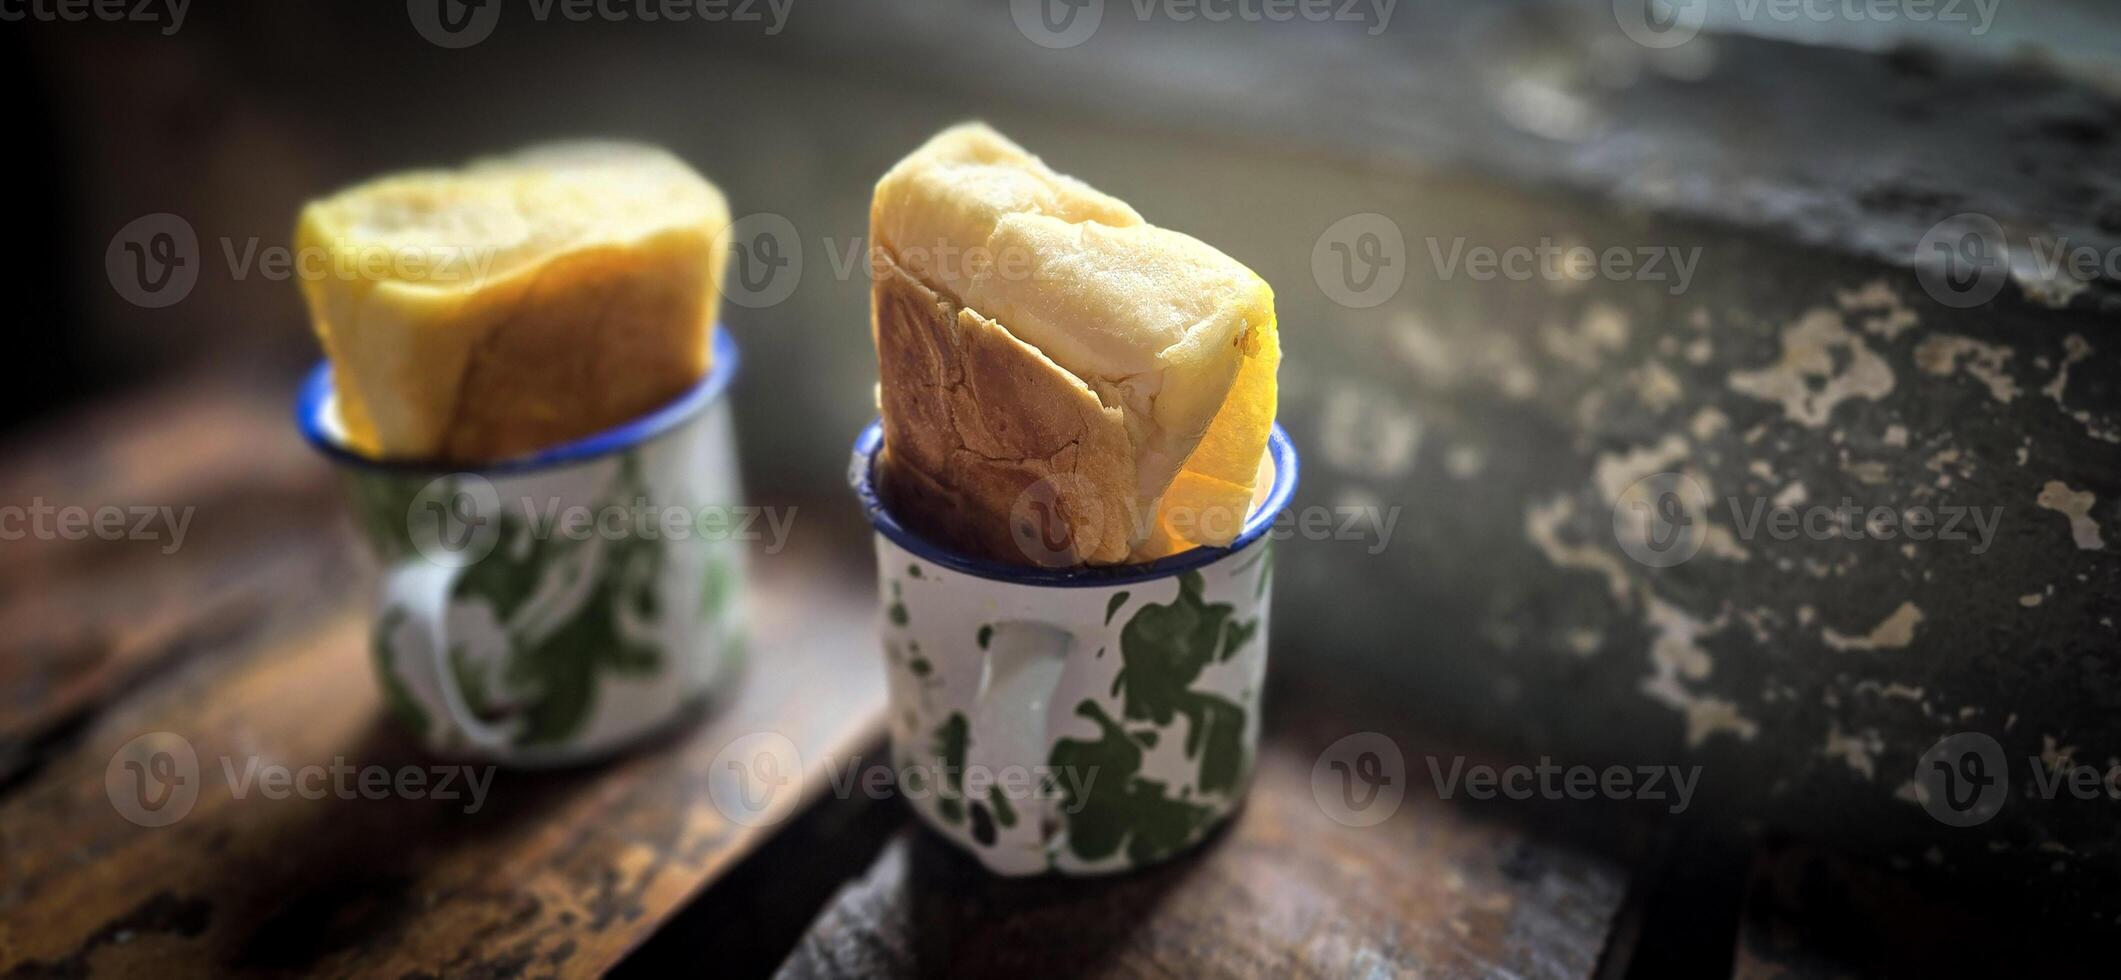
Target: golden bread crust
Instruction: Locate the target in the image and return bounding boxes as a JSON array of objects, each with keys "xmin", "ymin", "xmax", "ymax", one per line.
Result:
[
  {"xmin": 871, "ymin": 252, "xmax": 1139, "ymax": 566},
  {"xmin": 295, "ymin": 142, "xmax": 729, "ymax": 463},
  {"xmin": 439, "ymin": 229, "xmax": 718, "ymax": 460}
]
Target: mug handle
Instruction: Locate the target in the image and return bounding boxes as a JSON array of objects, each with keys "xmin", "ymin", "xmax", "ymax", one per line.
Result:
[
  {"xmin": 968, "ymin": 621, "xmax": 1075, "ymax": 831},
  {"xmin": 381, "ymin": 560, "xmax": 518, "ymax": 751}
]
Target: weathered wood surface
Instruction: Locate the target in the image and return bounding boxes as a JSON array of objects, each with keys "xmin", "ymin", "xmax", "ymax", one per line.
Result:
[
  {"xmin": 0, "ymin": 365, "xmax": 1640, "ymax": 980},
  {"xmin": 0, "ymin": 370, "xmax": 345, "ymax": 786},
  {"xmin": 0, "ymin": 370, "xmax": 890, "ymax": 977},
  {"xmin": 776, "ymin": 682, "xmax": 1632, "ymax": 980}
]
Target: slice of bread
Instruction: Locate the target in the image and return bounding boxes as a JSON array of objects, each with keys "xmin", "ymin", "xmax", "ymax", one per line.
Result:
[
  {"xmin": 296, "ymin": 142, "xmax": 731, "ymax": 462},
  {"xmin": 870, "ymin": 124, "xmax": 1278, "ymax": 565}
]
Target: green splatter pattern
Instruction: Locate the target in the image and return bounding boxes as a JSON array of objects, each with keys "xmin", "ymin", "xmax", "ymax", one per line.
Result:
[
  {"xmin": 1047, "ymin": 571, "xmax": 1260, "ymax": 862},
  {"xmin": 366, "ymin": 450, "xmax": 742, "ymax": 751},
  {"xmin": 933, "ymin": 712, "xmax": 970, "ymax": 824},
  {"xmin": 880, "ymin": 531, "xmax": 1273, "ymax": 874}
]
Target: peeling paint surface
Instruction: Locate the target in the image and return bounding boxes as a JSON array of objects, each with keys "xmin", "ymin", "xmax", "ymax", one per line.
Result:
[
  {"xmin": 1258, "ymin": 138, "xmax": 2121, "ymax": 896},
  {"xmin": 1821, "ymin": 722, "xmax": 1885, "ymax": 780},
  {"xmin": 2037, "ymin": 481, "xmax": 2106, "ymax": 551},
  {"xmin": 1913, "ymin": 334, "xmax": 2020, "ymax": 404},
  {"xmin": 1524, "ymin": 496, "xmax": 1631, "ymax": 604},
  {"xmin": 1641, "ymin": 596, "xmax": 1758, "ymax": 747},
  {"xmin": 1836, "ymin": 280, "xmax": 1918, "ymax": 340},
  {"xmin": 1727, "ymin": 309, "xmax": 1896, "ymax": 428},
  {"xmin": 1821, "ymin": 602, "xmax": 1924, "ymax": 652}
]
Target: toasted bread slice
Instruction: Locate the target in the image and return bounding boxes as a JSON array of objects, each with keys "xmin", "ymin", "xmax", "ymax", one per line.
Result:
[
  {"xmin": 870, "ymin": 123, "xmax": 1278, "ymax": 564},
  {"xmin": 296, "ymin": 142, "xmax": 731, "ymax": 461}
]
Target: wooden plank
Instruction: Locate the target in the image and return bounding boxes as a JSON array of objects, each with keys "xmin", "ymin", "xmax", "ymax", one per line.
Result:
[
  {"xmin": 0, "ymin": 407, "xmax": 890, "ymax": 978},
  {"xmin": 775, "ymin": 683, "xmax": 1631, "ymax": 979},
  {"xmin": 614, "ymin": 754, "xmax": 909, "ymax": 978},
  {"xmin": 0, "ymin": 369, "xmax": 344, "ymax": 784}
]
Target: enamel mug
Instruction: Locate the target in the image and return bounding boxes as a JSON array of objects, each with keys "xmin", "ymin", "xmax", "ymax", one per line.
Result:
[
  {"xmin": 299, "ymin": 330, "xmax": 747, "ymax": 766},
  {"xmin": 850, "ymin": 420, "xmax": 1297, "ymax": 875}
]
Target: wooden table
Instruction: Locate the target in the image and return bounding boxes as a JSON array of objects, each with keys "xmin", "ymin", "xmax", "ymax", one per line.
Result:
[
  {"xmin": 0, "ymin": 367, "xmax": 1637, "ymax": 978},
  {"xmin": 772, "ymin": 682, "xmax": 1630, "ymax": 979}
]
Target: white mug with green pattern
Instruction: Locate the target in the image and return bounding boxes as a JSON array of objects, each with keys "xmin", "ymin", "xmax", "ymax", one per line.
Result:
[
  {"xmin": 849, "ymin": 421, "xmax": 1297, "ymax": 875},
  {"xmin": 299, "ymin": 331, "xmax": 747, "ymax": 766}
]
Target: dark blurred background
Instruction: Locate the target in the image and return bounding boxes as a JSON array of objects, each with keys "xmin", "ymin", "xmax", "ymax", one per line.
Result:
[{"xmin": 9, "ymin": 0, "xmax": 2121, "ymax": 969}]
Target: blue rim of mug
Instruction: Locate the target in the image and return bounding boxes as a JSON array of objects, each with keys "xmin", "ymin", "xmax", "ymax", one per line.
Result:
[
  {"xmin": 296, "ymin": 328, "xmax": 740, "ymax": 475},
  {"xmin": 849, "ymin": 419, "xmax": 1299, "ymax": 588}
]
